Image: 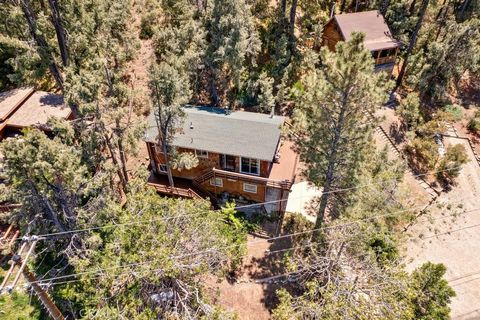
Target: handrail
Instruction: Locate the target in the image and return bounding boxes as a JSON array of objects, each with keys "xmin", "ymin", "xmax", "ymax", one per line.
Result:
[
  {"xmin": 211, "ymin": 168, "xmax": 292, "ymax": 190},
  {"xmin": 192, "ymin": 169, "xmax": 215, "ymax": 185}
]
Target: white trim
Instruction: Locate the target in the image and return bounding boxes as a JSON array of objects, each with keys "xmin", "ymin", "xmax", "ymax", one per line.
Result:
[
  {"xmin": 243, "ymin": 183, "xmax": 257, "ymax": 194},
  {"xmin": 158, "ymin": 164, "xmax": 168, "ymax": 173},
  {"xmin": 239, "ymin": 157, "xmax": 260, "ymax": 176},
  {"xmin": 195, "ymin": 149, "xmax": 209, "ymax": 158},
  {"xmin": 210, "ymin": 177, "xmax": 223, "ymax": 187}
]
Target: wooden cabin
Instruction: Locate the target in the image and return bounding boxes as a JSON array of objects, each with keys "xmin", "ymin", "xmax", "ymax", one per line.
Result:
[
  {"xmin": 145, "ymin": 106, "xmax": 298, "ymax": 213},
  {"xmin": 0, "ymin": 87, "xmax": 72, "ymax": 139},
  {"xmin": 322, "ymin": 10, "xmax": 401, "ymax": 74}
]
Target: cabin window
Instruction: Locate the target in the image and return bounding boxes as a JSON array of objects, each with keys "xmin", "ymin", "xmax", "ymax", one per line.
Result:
[
  {"xmin": 379, "ymin": 49, "xmax": 390, "ymax": 58},
  {"xmin": 243, "ymin": 183, "xmax": 258, "ymax": 194},
  {"xmin": 158, "ymin": 164, "xmax": 168, "ymax": 173},
  {"xmin": 195, "ymin": 149, "xmax": 209, "ymax": 158},
  {"xmin": 240, "ymin": 157, "xmax": 260, "ymax": 175},
  {"xmin": 210, "ymin": 177, "xmax": 223, "ymax": 187}
]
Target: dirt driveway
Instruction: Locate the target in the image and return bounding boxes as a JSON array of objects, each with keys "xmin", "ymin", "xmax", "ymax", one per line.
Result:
[{"xmin": 404, "ymin": 136, "xmax": 480, "ymax": 319}]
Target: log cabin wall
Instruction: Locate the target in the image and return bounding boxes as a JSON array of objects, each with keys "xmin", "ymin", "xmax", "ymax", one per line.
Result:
[
  {"xmin": 147, "ymin": 142, "xmax": 272, "ymax": 202},
  {"xmin": 200, "ymin": 177, "xmax": 267, "ymax": 203},
  {"xmin": 322, "ymin": 20, "xmax": 344, "ymax": 51}
]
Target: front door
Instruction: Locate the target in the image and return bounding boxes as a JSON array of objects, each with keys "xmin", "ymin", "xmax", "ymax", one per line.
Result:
[{"xmin": 220, "ymin": 155, "xmax": 236, "ymax": 171}]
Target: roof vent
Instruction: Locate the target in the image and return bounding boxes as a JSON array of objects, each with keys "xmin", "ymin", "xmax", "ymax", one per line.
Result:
[{"xmin": 190, "ymin": 122, "xmax": 194, "ymax": 129}]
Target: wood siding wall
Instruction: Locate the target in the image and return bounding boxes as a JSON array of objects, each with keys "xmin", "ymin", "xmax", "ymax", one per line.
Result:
[
  {"xmin": 146, "ymin": 142, "xmax": 272, "ymax": 202},
  {"xmin": 322, "ymin": 20, "xmax": 344, "ymax": 51},
  {"xmin": 322, "ymin": 20, "xmax": 398, "ymax": 75},
  {"xmin": 201, "ymin": 177, "xmax": 267, "ymax": 203}
]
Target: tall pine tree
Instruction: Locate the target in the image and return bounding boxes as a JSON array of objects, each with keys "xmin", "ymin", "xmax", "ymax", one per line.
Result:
[{"xmin": 293, "ymin": 33, "xmax": 388, "ymax": 237}]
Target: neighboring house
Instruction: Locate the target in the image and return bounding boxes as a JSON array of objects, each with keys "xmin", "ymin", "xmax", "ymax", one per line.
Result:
[
  {"xmin": 322, "ymin": 10, "xmax": 401, "ymax": 73},
  {"xmin": 0, "ymin": 87, "xmax": 72, "ymax": 139},
  {"xmin": 145, "ymin": 106, "xmax": 298, "ymax": 213}
]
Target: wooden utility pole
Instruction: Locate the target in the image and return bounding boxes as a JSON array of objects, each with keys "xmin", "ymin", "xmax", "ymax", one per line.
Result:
[{"xmin": 0, "ymin": 232, "xmax": 65, "ymax": 320}]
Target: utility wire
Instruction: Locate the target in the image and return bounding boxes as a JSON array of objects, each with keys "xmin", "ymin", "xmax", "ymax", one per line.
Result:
[
  {"xmin": 19, "ymin": 165, "xmax": 462, "ymax": 241},
  {"xmin": 29, "ymin": 204, "xmax": 480, "ymax": 287}
]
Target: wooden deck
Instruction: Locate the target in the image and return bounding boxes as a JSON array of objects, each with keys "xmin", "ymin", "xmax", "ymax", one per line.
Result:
[
  {"xmin": 147, "ymin": 173, "xmax": 202, "ymax": 198},
  {"xmin": 269, "ymin": 140, "xmax": 298, "ymax": 183}
]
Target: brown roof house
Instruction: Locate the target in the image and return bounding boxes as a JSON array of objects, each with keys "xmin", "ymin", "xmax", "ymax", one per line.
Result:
[
  {"xmin": 322, "ymin": 10, "xmax": 401, "ymax": 73},
  {"xmin": 0, "ymin": 87, "xmax": 72, "ymax": 138},
  {"xmin": 145, "ymin": 106, "xmax": 299, "ymax": 213}
]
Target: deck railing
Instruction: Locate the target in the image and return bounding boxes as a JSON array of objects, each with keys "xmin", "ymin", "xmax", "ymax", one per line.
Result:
[{"xmin": 208, "ymin": 168, "xmax": 293, "ymax": 190}]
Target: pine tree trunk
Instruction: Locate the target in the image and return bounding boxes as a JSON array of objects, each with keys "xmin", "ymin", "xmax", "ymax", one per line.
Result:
[
  {"xmin": 457, "ymin": 0, "xmax": 470, "ymax": 17},
  {"xmin": 340, "ymin": 0, "xmax": 347, "ymax": 13},
  {"xmin": 435, "ymin": 0, "xmax": 449, "ymax": 41},
  {"xmin": 161, "ymin": 138, "xmax": 175, "ymax": 188},
  {"xmin": 312, "ymin": 102, "xmax": 348, "ymax": 241},
  {"xmin": 381, "ymin": 0, "xmax": 391, "ymax": 15},
  {"xmin": 289, "ymin": 0, "xmax": 298, "ymax": 33},
  {"xmin": 19, "ymin": 0, "xmax": 64, "ymax": 92},
  {"xmin": 117, "ymin": 133, "xmax": 130, "ymax": 187},
  {"xmin": 393, "ymin": 0, "xmax": 430, "ymax": 93},
  {"xmin": 29, "ymin": 183, "xmax": 66, "ymax": 232},
  {"xmin": 280, "ymin": 0, "xmax": 287, "ymax": 16},
  {"xmin": 103, "ymin": 130, "xmax": 128, "ymax": 193},
  {"xmin": 209, "ymin": 64, "xmax": 220, "ymax": 106},
  {"xmin": 47, "ymin": 0, "xmax": 68, "ymax": 67},
  {"xmin": 409, "ymin": 0, "xmax": 418, "ymax": 15}
]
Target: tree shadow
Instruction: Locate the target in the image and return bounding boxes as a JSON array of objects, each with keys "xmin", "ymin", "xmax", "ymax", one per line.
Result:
[{"xmin": 389, "ymin": 121, "xmax": 407, "ymax": 145}]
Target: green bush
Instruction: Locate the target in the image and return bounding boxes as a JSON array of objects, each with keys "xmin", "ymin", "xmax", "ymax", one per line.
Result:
[
  {"xmin": 436, "ymin": 144, "xmax": 469, "ymax": 184},
  {"xmin": 443, "ymin": 104, "xmax": 463, "ymax": 121},
  {"xmin": 467, "ymin": 111, "xmax": 480, "ymax": 134}
]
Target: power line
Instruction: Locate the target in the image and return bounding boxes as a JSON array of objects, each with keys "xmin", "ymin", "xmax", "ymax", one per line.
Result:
[
  {"xmin": 29, "ymin": 204, "xmax": 480, "ymax": 287},
  {"xmin": 19, "ymin": 165, "xmax": 462, "ymax": 242}
]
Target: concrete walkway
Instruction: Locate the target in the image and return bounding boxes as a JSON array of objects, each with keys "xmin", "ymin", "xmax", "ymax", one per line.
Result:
[{"xmin": 285, "ymin": 181, "xmax": 322, "ymax": 222}]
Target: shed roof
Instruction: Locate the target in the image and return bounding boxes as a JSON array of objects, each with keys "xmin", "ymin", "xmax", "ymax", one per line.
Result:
[
  {"xmin": 6, "ymin": 91, "xmax": 71, "ymax": 128},
  {"xmin": 333, "ymin": 10, "xmax": 400, "ymax": 51},
  {"xmin": 145, "ymin": 106, "xmax": 285, "ymax": 161},
  {"xmin": 0, "ymin": 87, "xmax": 34, "ymax": 121}
]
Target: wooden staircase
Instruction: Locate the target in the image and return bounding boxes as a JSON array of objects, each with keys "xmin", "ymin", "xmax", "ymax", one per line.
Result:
[{"xmin": 192, "ymin": 170, "xmax": 218, "ymax": 203}]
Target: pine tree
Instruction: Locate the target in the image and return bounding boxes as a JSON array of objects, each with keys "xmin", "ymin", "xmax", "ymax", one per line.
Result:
[
  {"xmin": 393, "ymin": 0, "xmax": 430, "ymax": 92},
  {"xmin": 61, "ymin": 176, "xmax": 246, "ymax": 318},
  {"xmin": 149, "ymin": 62, "xmax": 194, "ymax": 187},
  {"xmin": 0, "ymin": 129, "xmax": 110, "ymax": 257},
  {"xmin": 293, "ymin": 33, "xmax": 388, "ymax": 238},
  {"xmin": 206, "ymin": 0, "xmax": 261, "ymax": 106}
]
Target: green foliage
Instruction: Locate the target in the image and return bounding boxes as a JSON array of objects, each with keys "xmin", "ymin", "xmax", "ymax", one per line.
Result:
[
  {"xmin": 139, "ymin": 0, "xmax": 163, "ymax": 39},
  {"xmin": 467, "ymin": 110, "xmax": 480, "ymax": 134},
  {"xmin": 293, "ymin": 33, "xmax": 389, "ymax": 225},
  {"xmin": 0, "ymin": 291, "xmax": 40, "ymax": 320},
  {"xmin": 0, "ymin": 129, "xmax": 102, "ymax": 235},
  {"xmin": 443, "ymin": 104, "xmax": 463, "ymax": 121},
  {"xmin": 61, "ymin": 177, "xmax": 246, "ymax": 318},
  {"xmin": 206, "ymin": 0, "xmax": 261, "ymax": 105},
  {"xmin": 436, "ymin": 144, "xmax": 469, "ymax": 184},
  {"xmin": 409, "ymin": 263, "xmax": 456, "ymax": 319},
  {"xmin": 404, "ymin": 137, "xmax": 439, "ymax": 172},
  {"xmin": 407, "ymin": 18, "xmax": 480, "ymax": 103},
  {"xmin": 397, "ymin": 92, "xmax": 423, "ymax": 129},
  {"xmin": 242, "ymin": 71, "xmax": 275, "ymax": 113}
]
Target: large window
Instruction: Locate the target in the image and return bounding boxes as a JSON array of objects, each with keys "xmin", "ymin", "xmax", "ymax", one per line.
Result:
[{"xmin": 240, "ymin": 157, "xmax": 260, "ymax": 175}]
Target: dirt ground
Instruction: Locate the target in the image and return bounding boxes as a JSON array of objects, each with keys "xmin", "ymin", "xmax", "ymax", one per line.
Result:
[
  {"xmin": 205, "ymin": 222, "xmax": 292, "ymax": 319},
  {"xmin": 404, "ymin": 136, "xmax": 480, "ymax": 320}
]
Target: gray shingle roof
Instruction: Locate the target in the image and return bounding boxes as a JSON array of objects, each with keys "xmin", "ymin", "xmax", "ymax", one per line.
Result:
[
  {"xmin": 145, "ymin": 106, "xmax": 285, "ymax": 161},
  {"xmin": 334, "ymin": 10, "xmax": 400, "ymax": 51}
]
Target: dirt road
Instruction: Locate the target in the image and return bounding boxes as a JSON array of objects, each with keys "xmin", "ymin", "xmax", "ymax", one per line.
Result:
[{"xmin": 405, "ymin": 136, "xmax": 480, "ymax": 319}]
